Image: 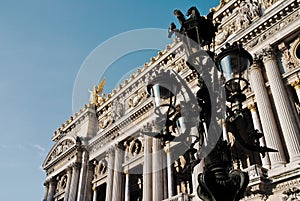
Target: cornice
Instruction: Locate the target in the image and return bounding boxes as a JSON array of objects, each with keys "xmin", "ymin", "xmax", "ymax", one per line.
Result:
[
  {"xmin": 215, "ymin": 0, "xmax": 300, "ymax": 52},
  {"xmin": 52, "ymin": 104, "xmax": 96, "ymax": 141},
  {"xmin": 89, "ymin": 99, "xmax": 153, "ymax": 152}
]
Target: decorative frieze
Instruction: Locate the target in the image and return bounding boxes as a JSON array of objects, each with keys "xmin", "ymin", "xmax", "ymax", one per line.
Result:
[{"xmin": 245, "ymin": 2, "xmax": 300, "ymax": 49}]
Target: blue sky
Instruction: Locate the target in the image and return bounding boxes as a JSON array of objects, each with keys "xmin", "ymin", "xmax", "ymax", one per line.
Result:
[{"xmin": 0, "ymin": 1, "xmax": 219, "ymax": 200}]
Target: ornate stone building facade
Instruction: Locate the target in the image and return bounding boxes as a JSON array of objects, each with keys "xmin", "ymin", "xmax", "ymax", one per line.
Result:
[{"xmin": 42, "ymin": 0, "xmax": 300, "ymax": 200}]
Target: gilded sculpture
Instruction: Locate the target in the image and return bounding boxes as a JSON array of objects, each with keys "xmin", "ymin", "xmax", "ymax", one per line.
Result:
[{"xmin": 89, "ymin": 77, "xmax": 106, "ymax": 105}]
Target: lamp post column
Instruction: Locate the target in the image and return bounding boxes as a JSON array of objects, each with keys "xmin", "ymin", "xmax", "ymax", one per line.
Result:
[
  {"xmin": 143, "ymin": 136, "xmax": 152, "ymax": 201},
  {"xmin": 152, "ymin": 138, "xmax": 163, "ymax": 201},
  {"xmin": 262, "ymin": 46, "xmax": 300, "ymax": 163},
  {"xmin": 247, "ymin": 103, "xmax": 271, "ymax": 169},
  {"xmin": 105, "ymin": 147, "xmax": 115, "ymax": 201},
  {"xmin": 249, "ymin": 60, "xmax": 286, "ymax": 168}
]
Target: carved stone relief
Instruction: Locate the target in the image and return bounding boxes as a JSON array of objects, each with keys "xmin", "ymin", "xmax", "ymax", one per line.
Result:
[
  {"xmin": 263, "ymin": 0, "xmax": 280, "ymax": 9},
  {"xmin": 46, "ymin": 139, "xmax": 75, "ymax": 164},
  {"xmin": 236, "ymin": 0, "xmax": 261, "ymax": 30},
  {"xmin": 56, "ymin": 174, "xmax": 68, "ymax": 194},
  {"xmin": 124, "ymin": 137, "xmax": 144, "ymax": 161},
  {"xmin": 278, "ymin": 37, "xmax": 300, "ymax": 71},
  {"xmin": 111, "ymin": 98, "xmax": 125, "ymax": 121},
  {"xmin": 126, "ymin": 88, "xmax": 147, "ymax": 111},
  {"xmin": 94, "ymin": 159, "xmax": 108, "ymax": 179}
]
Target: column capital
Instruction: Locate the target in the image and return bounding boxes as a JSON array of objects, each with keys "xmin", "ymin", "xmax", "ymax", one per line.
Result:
[
  {"xmin": 249, "ymin": 57, "xmax": 262, "ymax": 72},
  {"xmin": 262, "ymin": 45, "xmax": 276, "ymax": 62},
  {"xmin": 71, "ymin": 162, "xmax": 81, "ymax": 169},
  {"xmin": 163, "ymin": 141, "xmax": 170, "ymax": 154},
  {"xmin": 247, "ymin": 103, "xmax": 257, "ymax": 112},
  {"xmin": 291, "ymin": 79, "xmax": 300, "ymax": 90},
  {"xmin": 88, "ymin": 162, "xmax": 95, "ymax": 171},
  {"xmin": 106, "ymin": 146, "xmax": 115, "ymax": 158}
]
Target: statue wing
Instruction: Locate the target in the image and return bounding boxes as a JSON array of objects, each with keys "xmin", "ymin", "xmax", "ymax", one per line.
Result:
[{"xmin": 97, "ymin": 77, "xmax": 106, "ymax": 94}]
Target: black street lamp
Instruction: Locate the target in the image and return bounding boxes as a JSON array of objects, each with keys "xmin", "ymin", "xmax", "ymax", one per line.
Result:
[{"xmin": 146, "ymin": 6, "xmax": 277, "ymax": 201}]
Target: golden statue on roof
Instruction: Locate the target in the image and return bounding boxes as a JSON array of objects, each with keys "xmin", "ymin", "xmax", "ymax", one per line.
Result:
[{"xmin": 89, "ymin": 77, "xmax": 106, "ymax": 105}]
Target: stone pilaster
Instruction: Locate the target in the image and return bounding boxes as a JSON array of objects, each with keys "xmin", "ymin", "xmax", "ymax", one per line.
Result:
[
  {"xmin": 262, "ymin": 46, "xmax": 300, "ymax": 163},
  {"xmin": 291, "ymin": 79, "xmax": 300, "ymax": 102},
  {"xmin": 105, "ymin": 147, "xmax": 115, "ymax": 201},
  {"xmin": 77, "ymin": 151, "xmax": 89, "ymax": 201},
  {"xmin": 111, "ymin": 144, "xmax": 124, "ymax": 201},
  {"xmin": 85, "ymin": 163, "xmax": 94, "ymax": 201},
  {"xmin": 249, "ymin": 60, "xmax": 286, "ymax": 167},
  {"xmin": 165, "ymin": 142, "xmax": 173, "ymax": 198},
  {"xmin": 152, "ymin": 138, "xmax": 163, "ymax": 201},
  {"xmin": 43, "ymin": 182, "xmax": 49, "ymax": 201},
  {"xmin": 64, "ymin": 167, "xmax": 73, "ymax": 201},
  {"xmin": 143, "ymin": 136, "xmax": 152, "ymax": 201},
  {"xmin": 47, "ymin": 179, "xmax": 56, "ymax": 201},
  {"xmin": 124, "ymin": 170, "xmax": 130, "ymax": 201},
  {"xmin": 248, "ymin": 103, "xmax": 271, "ymax": 169},
  {"xmin": 68, "ymin": 162, "xmax": 81, "ymax": 201}
]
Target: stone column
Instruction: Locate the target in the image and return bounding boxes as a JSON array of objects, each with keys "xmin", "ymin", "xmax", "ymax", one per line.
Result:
[
  {"xmin": 165, "ymin": 142, "xmax": 173, "ymax": 198},
  {"xmin": 64, "ymin": 167, "xmax": 73, "ymax": 201},
  {"xmin": 222, "ymin": 119, "xmax": 229, "ymax": 142},
  {"xmin": 291, "ymin": 79, "xmax": 300, "ymax": 101},
  {"xmin": 47, "ymin": 179, "xmax": 56, "ymax": 201},
  {"xmin": 262, "ymin": 47, "xmax": 300, "ymax": 163},
  {"xmin": 85, "ymin": 163, "xmax": 94, "ymax": 201},
  {"xmin": 162, "ymin": 150, "xmax": 168, "ymax": 199},
  {"xmin": 124, "ymin": 170, "xmax": 130, "ymax": 201},
  {"xmin": 43, "ymin": 182, "xmax": 49, "ymax": 201},
  {"xmin": 112, "ymin": 144, "xmax": 124, "ymax": 201},
  {"xmin": 152, "ymin": 138, "xmax": 163, "ymax": 201},
  {"xmin": 105, "ymin": 147, "xmax": 115, "ymax": 201},
  {"xmin": 92, "ymin": 186, "xmax": 97, "ymax": 201},
  {"xmin": 77, "ymin": 151, "xmax": 89, "ymax": 201},
  {"xmin": 143, "ymin": 136, "xmax": 152, "ymax": 201},
  {"xmin": 68, "ymin": 162, "xmax": 81, "ymax": 201},
  {"xmin": 248, "ymin": 103, "xmax": 271, "ymax": 169},
  {"xmin": 249, "ymin": 60, "xmax": 286, "ymax": 167}
]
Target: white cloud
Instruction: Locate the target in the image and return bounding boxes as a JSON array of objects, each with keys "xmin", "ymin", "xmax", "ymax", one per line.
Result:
[
  {"xmin": 0, "ymin": 144, "xmax": 8, "ymax": 149},
  {"xmin": 33, "ymin": 144, "xmax": 46, "ymax": 157}
]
